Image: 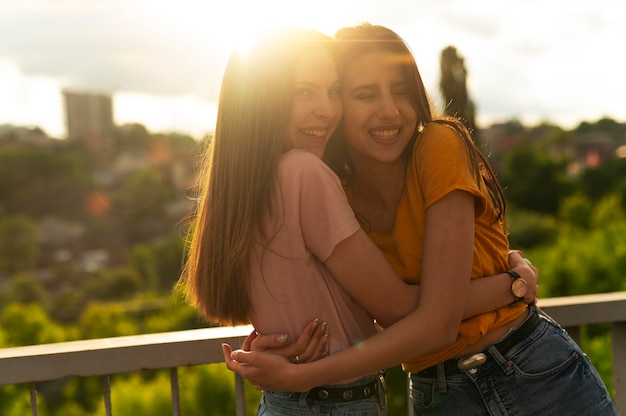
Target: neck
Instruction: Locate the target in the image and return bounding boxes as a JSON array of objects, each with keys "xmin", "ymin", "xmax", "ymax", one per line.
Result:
[{"xmin": 349, "ymin": 155, "xmax": 407, "ymax": 233}]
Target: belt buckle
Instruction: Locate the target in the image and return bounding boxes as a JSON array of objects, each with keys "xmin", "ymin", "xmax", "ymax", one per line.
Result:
[{"xmin": 457, "ymin": 353, "xmax": 487, "ymax": 372}]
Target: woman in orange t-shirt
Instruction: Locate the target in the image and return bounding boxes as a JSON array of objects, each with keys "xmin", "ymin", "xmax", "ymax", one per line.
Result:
[{"xmin": 224, "ymin": 23, "xmax": 617, "ymax": 416}]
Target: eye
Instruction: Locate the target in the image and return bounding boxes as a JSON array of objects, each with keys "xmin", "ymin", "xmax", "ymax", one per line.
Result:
[
  {"xmin": 393, "ymin": 89, "xmax": 409, "ymax": 96},
  {"xmin": 355, "ymin": 93, "xmax": 376, "ymax": 100},
  {"xmin": 392, "ymin": 83, "xmax": 409, "ymax": 96},
  {"xmin": 294, "ymin": 88, "xmax": 312, "ymax": 97}
]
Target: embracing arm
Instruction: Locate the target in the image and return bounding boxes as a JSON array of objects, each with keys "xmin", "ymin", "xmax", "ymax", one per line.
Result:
[
  {"xmin": 463, "ymin": 252, "xmax": 537, "ymax": 318},
  {"xmin": 225, "ymin": 190, "xmax": 475, "ymax": 391}
]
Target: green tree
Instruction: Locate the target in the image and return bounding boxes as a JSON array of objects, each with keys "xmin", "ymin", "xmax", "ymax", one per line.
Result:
[
  {"xmin": 130, "ymin": 244, "xmax": 159, "ymax": 290},
  {"xmin": 78, "ymin": 303, "xmax": 138, "ymax": 339},
  {"xmin": 0, "ymin": 215, "xmax": 38, "ymax": 273},
  {"xmin": 0, "ymin": 272, "xmax": 47, "ymax": 307},
  {"xmin": 500, "ymin": 146, "xmax": 573, "ymax": 215},
  {"xmin": 527, "ymin": 194, "xmax": 626, "ymax": 297},
  {"xmin": 439, "ymin": 46, "xmax": 478, "ymax": 140},
  {"xmin": 578, "ymin": 157, "xmax": 626, "ymax": 201},
  {"xmin": 82, "ymin": 267, "xmax": 142, "ymax": 301},
  {"xmin": 557, "ymin": 193, "xmax": 593, "ymax": 229},
  {"xmin": 0, "ymin": 303, "xmax": 65, "ymax": 347},
  {"xmin": 0, "ymin": 145, "xmax": 90, "ymax": 219},
  {"xmin": 152, "ymin": 233, "xmax": 186, "ymax": 291},
  {"xmin": 506, "ymin": 206, "xmax": 557, "ymax": 249}
]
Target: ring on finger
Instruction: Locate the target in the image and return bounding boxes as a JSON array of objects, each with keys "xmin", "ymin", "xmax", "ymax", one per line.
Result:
[{"xmin": 295, "ymin": 355, "xmax": 300, "ymax": 364}]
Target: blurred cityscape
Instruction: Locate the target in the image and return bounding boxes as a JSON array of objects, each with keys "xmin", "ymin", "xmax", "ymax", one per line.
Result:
[{"xmin": 1, "ymin": 89, "xmax": 625, "ymax": 293}]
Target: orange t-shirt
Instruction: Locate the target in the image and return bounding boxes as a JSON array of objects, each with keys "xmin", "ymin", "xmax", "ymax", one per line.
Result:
[{"xmin": 362, "ymin": 122, "xmax": 527, "ymax": 373}]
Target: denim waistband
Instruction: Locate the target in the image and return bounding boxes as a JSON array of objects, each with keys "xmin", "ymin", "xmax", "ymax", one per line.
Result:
[
  {"xmin": 415, "ymin": 307, "xmax": 541, "ymax": 378},
  {"xmin": 266, "ymin": 374, "xmax": 382, "ymax": 404}
]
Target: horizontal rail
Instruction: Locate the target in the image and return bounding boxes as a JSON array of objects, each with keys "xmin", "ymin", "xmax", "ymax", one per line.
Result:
[
  {"xmin": 0, "ymin": 292, "xmax": 625, "ymax": 414},
  {"xmin": 0, "ymin": 325, "xmax": 253, "ymax": 385}
]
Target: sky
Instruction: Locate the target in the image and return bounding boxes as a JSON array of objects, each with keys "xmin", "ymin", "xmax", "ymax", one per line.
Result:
[{"xmin": 1, "ymin": 0, "xmax": 624, "ymax": 139}]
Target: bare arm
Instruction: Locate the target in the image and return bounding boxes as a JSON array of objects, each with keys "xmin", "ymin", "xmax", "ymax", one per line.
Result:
[
  {"xmin": 463, "ymin": 252, "xmax": 538, "ymax": 318},
  {"xmin": 323, "ymin": 228, "xmax": 419, "ymax": 328},
  {"xmin": 226, "ymin": 190, "xmax": 475, "ymax": 391}
]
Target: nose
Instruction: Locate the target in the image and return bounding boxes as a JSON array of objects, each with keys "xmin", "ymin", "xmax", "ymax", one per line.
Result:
[
  {"xmin": 377, "ymin": 93, "xmax": 400, "ymax": 119},
  {"xmin": 314, "ymin": 96, "xmax": 337, "ymax": 119}
]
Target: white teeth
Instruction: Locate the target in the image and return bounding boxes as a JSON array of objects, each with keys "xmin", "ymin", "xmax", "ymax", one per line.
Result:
[
  {"xmin": 370, "ymin": 129, "xmax": 399, "ymax": 140},
  {"xmin": 301, "ymin": 129, "xmax": 326, "ymax": 137}
]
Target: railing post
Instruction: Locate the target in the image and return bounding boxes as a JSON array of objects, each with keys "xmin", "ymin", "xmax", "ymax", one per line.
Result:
[
  {"xmin": 565, "ymin": 326, "xmax": 581, "ymax": 346},
  {"xmin": 611, "ymin": 321, "xmax": 626, "ymax": 415},
  {"xmin": 170, "ymin": 367, "xmax": 181, "ymax": 416},
  {"xmin": 104, "ymin": 374, "xmax": 112, "ymax": 416},
  {"xmin": 234, "ymin": 373, "xmax": 246, "ymax": 416},
  {"xmin": 30, "ymin": 383, "xmax": 38, "ymax": 416}
]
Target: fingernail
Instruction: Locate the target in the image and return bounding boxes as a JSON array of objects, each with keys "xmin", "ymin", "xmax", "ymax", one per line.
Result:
[
  {"xmin": 313, "ymin": 318, "xmax": 320, "ymax": 328},
  {"xmin": 277, "ymin": 334, "xmax": 288, "ymax": 343},
  {"xmin": 321, "ymin": 321, "xmax": 328, "ymax": 332}
]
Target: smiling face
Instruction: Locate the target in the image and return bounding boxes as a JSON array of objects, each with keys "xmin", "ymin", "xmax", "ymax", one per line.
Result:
[
  {"xmin": 340, "ymin": 50, "xmax": 418, "ymax": 166},
  {"xmin": 283, "ymin": 46, "xmax": 342, "ymax": 158}
]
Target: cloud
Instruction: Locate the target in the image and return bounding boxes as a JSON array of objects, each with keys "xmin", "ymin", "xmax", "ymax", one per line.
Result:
[
  {"xmin": 1, "ymin": 0, "xmax": 625, "ymax": 136},
  {"xmin": 0, "ymin": 1, "xmax": 227, "ymax": 98}
]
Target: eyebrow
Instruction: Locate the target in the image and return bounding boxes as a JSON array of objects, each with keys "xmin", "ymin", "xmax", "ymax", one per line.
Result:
[
  {"xmin": 294, "ymin": 80, "xmax": 341, "ymax": 88},
  {"xmin": 348, "ymin": 80, "xmax": 407, "ymax": 95}
]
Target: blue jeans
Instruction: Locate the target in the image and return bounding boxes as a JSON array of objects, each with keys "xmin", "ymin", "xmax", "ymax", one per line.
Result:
[
  {"xmin": 258, "ymin": 375, "xmax": 386, "ymax": 416},
  {"xmin": 410, "ymin": 307, "xmax": 617, "ymax": 415}
]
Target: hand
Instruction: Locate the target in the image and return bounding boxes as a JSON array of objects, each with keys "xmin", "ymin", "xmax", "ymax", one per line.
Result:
[
  {"xmin": 508, "ymin": 250, "xmax": 539, "ymax": 306},
  {"xmin": 243, "ymin": 319, "xmax": 328, "ymax": 364},
  {"xmin": 222, "ymin": 343, "xmax": 310, "ymax": 392}
]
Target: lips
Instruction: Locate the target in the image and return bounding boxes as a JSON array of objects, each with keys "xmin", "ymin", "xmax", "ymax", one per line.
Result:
[
  {"xmin": 369, "ymin": 127, "xmax": 400, "ymax": 141},
  {"xmin": 300, "ymin": 128, "xmax": 328, "ymax": 137}
]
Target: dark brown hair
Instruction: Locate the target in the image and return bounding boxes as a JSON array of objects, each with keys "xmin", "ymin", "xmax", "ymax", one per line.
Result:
[
  {"xmin": 325, "ymin": 23, "xmax": 506, "ymax": 225},
  {"xmin": 179, "ymin": 28, "xmax": 334, "ymax": 325}
]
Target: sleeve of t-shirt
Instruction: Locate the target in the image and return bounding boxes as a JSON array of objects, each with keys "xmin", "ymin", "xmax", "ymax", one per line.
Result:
[
  {"xmin": 279, "ymin": 150, "xmax": 361, "ymax": 262},
  {"xmin": 413, "ymin": 122, "xmax": 487, "ymax": 215}
]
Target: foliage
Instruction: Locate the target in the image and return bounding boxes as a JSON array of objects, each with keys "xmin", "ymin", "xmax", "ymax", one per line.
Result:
[
  {"xmin": 439, "ymin": 46, "xmax": 477, "ymax": 139},
  {"xmin": 499, "ymin": 146, "xmax": 574, "ymax": 215},
  {"xmin": 0, "ymin": 272, "xmax": 47, "ymax": 307},
  {"xmin": 2, "ymin": 119, "xmax": 626, "ymax": 412},
  {"xmin": 0, "ymin": 384, "xmax": 34, "ymax": 416},
  {"xmin": 524, "ymin": 193, "xmax": 626, "ymax": 298},
  {"xmin": 78, "ymin": 303, "xmax": 139, "ymax": 339},
  {"xmin": 82, "ymin": 267, "xmax": 142, "ymax": 301},
  {"xmin": 557, "ymin": 193, "xmax": 594, "ymax": 229},
  {"xmin": 578, "ymin": 157, "xmax": 626, "ymax": 201},
  {"xmin": 0, "ymin": 144, "xmax": 91, "ymax": 219},
  {"xmin": 0, "ymin": 303, "xmax": 65, "ymax": 347},
  {"xmin": 505, "ymin": 205, "xmax": 557, "ymax": 250},
  {"xmin": 0, "ymin": 214, "xmax": 39, "ymax": 273},
  {"xmin": 583, "ymin": 328, "xmax": 614, "ymax": 396}
]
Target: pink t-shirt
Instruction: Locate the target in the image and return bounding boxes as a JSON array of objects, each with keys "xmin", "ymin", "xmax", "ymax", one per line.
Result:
[{"xmin": 248, "ymin": 149, "xmax": 377, "ymax": 357}]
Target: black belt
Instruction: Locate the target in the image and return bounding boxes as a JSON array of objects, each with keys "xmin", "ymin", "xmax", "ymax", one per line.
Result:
[
  {"xmin": 415, "ymin": 309, "xmax": 541, "ymax": 378},
  {"xmin": 308, "ymin": 378, "xmax": 379, "ymax": 403}
]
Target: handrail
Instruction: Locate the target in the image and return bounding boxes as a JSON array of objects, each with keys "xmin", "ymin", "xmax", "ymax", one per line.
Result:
[
  {"xmin": 0, "ymin": 292, "xmax": 625, "ymax": 414},
  {"xmin": 0, "ymin": 325, "xmax": 253, "ymax": 385}
]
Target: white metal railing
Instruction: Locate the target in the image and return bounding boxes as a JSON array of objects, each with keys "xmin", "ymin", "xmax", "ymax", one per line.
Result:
[
  {"xmin": 0, "ymin": 292, "xmax": 625, "ymax": 415},
  {"xmin": 0, "ymin": 325, "xmax": 254, "ymax": 416}
]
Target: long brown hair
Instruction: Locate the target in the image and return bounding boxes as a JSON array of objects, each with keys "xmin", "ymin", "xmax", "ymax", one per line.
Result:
[
  {"xmin": 179, "ymin": 28, "xmax": 334, "ymax": 325},
  {"xmin": 325, "ymin": 23, "xmax": 506, "ymax": 224}
]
